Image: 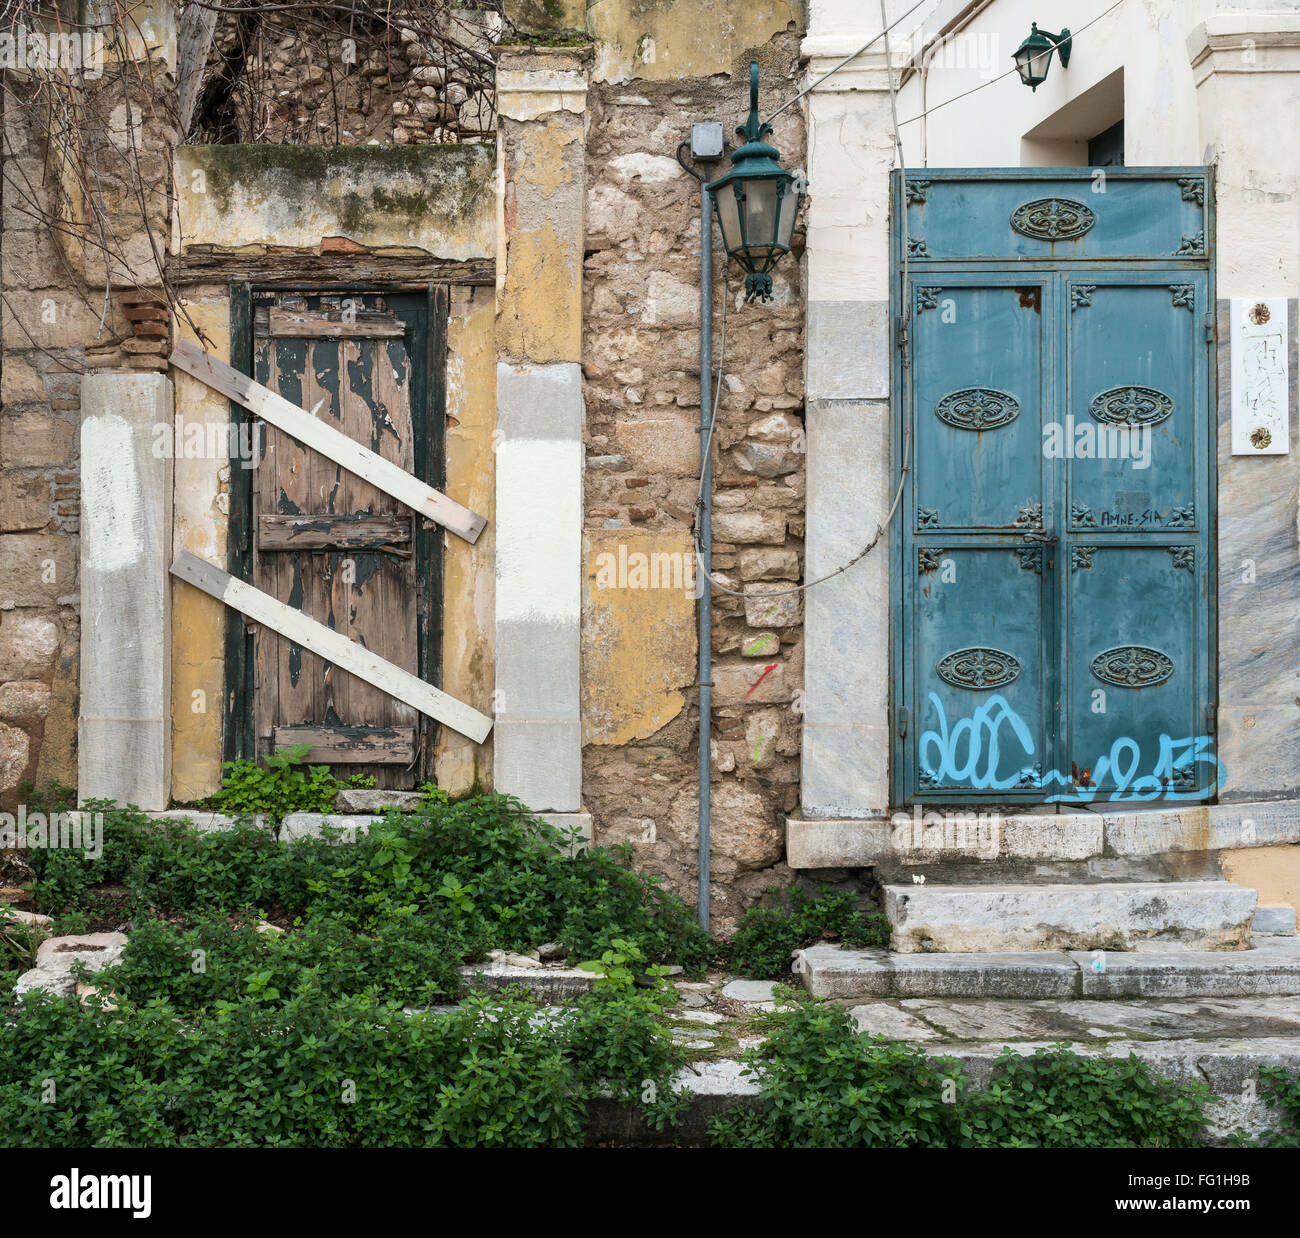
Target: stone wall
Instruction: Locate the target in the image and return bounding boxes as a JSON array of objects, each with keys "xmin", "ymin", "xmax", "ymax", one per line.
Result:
[
  {"xmin": 580, "ymin": 36, "xmax": 808, "ymax": 928},
  {"xmin": 1, "ymin": 2, "xmax": 815, "ymax": 927},
  {"xmin": 194, "ymin": 7, "xmax": 499, "ymax": 146},
  {"xmin": 0, "ymin": 20, "xmax": 172, "ymax": 810}
]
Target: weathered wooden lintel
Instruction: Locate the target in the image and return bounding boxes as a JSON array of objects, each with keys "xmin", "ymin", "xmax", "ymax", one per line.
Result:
[{"xmin": 169, "ymin": 245, "xmax": 494, "ymax": 287}]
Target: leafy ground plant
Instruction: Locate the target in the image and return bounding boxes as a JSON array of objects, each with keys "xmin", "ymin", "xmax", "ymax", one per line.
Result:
[
  {"xmin": 17, "ymin": 790, "xmax": 711, "ymax": 973},
  {"xmin": 203, "ymin": 744, "xmax": 374, "ymax": 820},
  {"xmin": 709, "ymin": 994, "xmax": 1211, "ymax": 1148},
  {"xmin": 1242, "ymin": 1066, "xmax": 1300, "ymax": 1147},
  {"xmin": 725, "ymin": 885, "xmax": 889, "ymax": 979},
  {"xmin": 0, "ymin": 784, "xmax": 703, "ymax": 1146},
  {"xmin": 0, "ymin": 986, "xmax": 683, "ymax": 1147}
]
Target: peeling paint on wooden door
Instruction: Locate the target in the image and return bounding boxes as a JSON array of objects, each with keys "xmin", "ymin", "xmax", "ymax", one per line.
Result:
[{"xmin": 245, "ymin": 290, "xmax": 444, "ymax": 787}]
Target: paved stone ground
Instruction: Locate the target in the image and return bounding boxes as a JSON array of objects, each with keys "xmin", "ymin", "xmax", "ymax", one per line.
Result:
[{"xmin": 627, "ymin": 975, "xmax": 1300, "ymax": 1143}]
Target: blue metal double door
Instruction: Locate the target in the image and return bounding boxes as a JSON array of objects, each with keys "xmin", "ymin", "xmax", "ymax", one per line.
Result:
[{"xmin": 893, "ymin": 170, "xmax": 1216, "ymax": 806}]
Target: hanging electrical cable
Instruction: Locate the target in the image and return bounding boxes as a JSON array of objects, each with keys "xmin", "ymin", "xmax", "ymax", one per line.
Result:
[{"xmin": 894, "ymin": 0, "xmax": 1125, "ymax": 129}]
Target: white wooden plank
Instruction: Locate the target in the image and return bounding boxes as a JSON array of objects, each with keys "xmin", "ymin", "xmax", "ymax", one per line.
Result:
[
  {"xmin": 170, "ymin": 551, "xmax": 493, "ymax": 744},
  {"xmin": 169, "ymin": 338, "xmax": 487, "ymax": 543}
]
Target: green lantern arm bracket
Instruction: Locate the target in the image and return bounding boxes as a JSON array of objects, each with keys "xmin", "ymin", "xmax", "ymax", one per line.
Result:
[
  {"xmin": 740, "ymin": 61, "xmax": 771, "ymax": 143},
  {"xmin": 1039, "ymin": 25, "xmax": 1072, "ymax": 66},
  {"xmin": 1040, "ymin": 26, "xmax": 1071, "ymax": 65}
]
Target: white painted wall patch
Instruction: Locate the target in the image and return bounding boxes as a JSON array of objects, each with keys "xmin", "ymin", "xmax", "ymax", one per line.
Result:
[
  {"xmin": 81, "ymin": 413, "xmax": 145, "ymax": 571},
  {"xmin": 1230, "ymin": 297, "xmax": 1289, "ymax": 455}
]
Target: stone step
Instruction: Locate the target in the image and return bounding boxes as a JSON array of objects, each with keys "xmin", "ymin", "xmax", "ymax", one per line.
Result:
[
  {"xmin": 1256, "ymin": 904, "xmax": 1298, "ymax": 936},
  {"xmin": 884, "ymin": 880, "xmax": 1256, "ymax": 953},
  {"xmin": 793, "ymin": 937, "xmax": 1300, "ymax": 1001}
]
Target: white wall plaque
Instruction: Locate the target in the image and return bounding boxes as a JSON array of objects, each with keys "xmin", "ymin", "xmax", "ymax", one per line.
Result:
[{"xmin": 1230, "ymin": 297, "xmax": 1289, "ymax": 455}]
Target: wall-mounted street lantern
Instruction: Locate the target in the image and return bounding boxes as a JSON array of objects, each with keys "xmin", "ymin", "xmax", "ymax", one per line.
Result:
[
  {"xmin": 705, "ymin": 62, "xmax": 805, "ymax": 304},
  {"xmin": 1012, "ymin": 22, "xmax": 1071, "ymax": 91}
]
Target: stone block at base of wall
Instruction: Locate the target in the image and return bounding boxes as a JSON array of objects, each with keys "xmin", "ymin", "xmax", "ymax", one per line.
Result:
[{"xmin": 787, "ymin": 799, "xmax": 1300, "ymax": 867}]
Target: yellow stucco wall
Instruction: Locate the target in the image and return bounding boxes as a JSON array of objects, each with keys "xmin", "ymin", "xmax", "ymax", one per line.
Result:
[
  {"xmin": 1223, "ymin": 846, "xmax": 1300, "ymax": 921},
  {"xmin": 169, "ymin": 290, "xmax": 231, "ymax": 801},
  {"xmin": 435, "ymin": 285, "xmax": 497, "ymax": 794},
  {"xmin": 587, "ymin": 0, "xmax": 804, "ymax": 83},
  {"xmin": 496, "ymin": 51, "xmax": 588, "ymax": 366},
  {"xmin": 582, "ymin": 529, "xmax": 697, "ymax": 745}
]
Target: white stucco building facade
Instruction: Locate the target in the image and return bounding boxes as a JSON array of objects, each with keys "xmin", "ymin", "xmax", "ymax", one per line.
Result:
[{"xmin": 789, "ymin": 0, "xmax": 1300, "ymax": 897}]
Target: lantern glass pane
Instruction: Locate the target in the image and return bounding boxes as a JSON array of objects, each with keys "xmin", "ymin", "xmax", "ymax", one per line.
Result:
[
  {"xmin": 742, "ymin": 177, "xmax": 779, "ymax": 249},
  {"xmin": 776, "ymin": 185, "xmax": 799, "ymax": 250},
  {"xmin": 1015, "ymin": 43, "xmax": 1052, "ymax": 84},
  {"xmin": 715, "ymin": 184, "xmax": 743, "ymax": 253}
]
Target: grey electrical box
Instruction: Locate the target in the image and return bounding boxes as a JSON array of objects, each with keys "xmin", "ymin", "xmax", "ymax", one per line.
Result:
[{"xmin": 690, "ymin": 122, "xmax": 725, "ymax": 160}]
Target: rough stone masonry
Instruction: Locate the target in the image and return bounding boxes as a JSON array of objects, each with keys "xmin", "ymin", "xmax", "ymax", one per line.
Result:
[{"xmin": 580, "ymin": 35, "xmax": 809, "ymax": 928}]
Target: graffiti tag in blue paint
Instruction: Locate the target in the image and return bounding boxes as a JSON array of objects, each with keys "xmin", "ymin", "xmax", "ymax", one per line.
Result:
[{"xmin": 918, "ymin": 693, "xmax": 1225, "ymax": 802}]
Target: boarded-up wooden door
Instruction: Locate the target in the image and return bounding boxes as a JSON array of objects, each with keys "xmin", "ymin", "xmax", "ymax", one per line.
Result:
[{"xmin": 247, "ymin": 290, "xmax": 442, "ymax": 788}]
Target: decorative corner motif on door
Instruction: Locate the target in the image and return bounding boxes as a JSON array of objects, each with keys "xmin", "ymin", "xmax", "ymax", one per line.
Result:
[
  {"xmin": 1070, "ymin": 502, "xmax": 1098, "ymax": 528},
  {"xmin": 1013, "ymin": 501, "xmax": 1043, "ymax": 529},
  {"xmin": 936, "ymin": 647, "xmax": 1021, "ymax": 690},
  {"xmin": 916, "ymin": 507, "xmax": 940, "ymax": 528},
  {"xmin": 908, "ymin": 237, "xmax": 929, "ymax": 256},
  {"xmin": 1089, "ymin": 645, "xmax": 1176, "ymax": 689},
  {"xmin": 1071, "ymin": 546, "xmax": 1096, "ymax": 572},
  {"xmin": 1168, "ymin": 546, "xmax": 1195, "ymax": 572},
  {"xmin": 918, "ymin": 547, "xmax": 945, "ymax": 573},
  {"xmin": 1167, "ymin": 502, "xmax": 1195, "ymax": 528},
  {"xmin": 916, "ymin": 286, "xmax": 943, "ymax": 312},
  {"xmin": 1089, "ymin": 384, "xmax": 1174, "ymax": 427},
  {"xmin": 1170, "ymin": 284, "xmax": 1196, "ymax": 310},
  {"xmin": 1175, "ymin": 229, "xmax": 1205, "ymax": 256},
  {"xmin": 906, "ymin": 178, "xmax": 930, "ymax": 204},
  {"xmin": 1014, "ymin": 546, "xmax": 1044, "ymax": 574},
  {"xmin": 935, "ymin": 387, "xmax": 1021, "ymax": 431},
  {"xmin": 1178, "ymin": 177, "xmax": 1205, "ymax": 205},
  {"xmin": 1070, "ymin": 284, "xmax": 1096, "ymax": 311},
  {"xmin": 1017, "ymin": 764, "xmax": 1042, "ymax": 788},
  {"xmin": 919, "ymin": 768, "xmax": 942, "ymax": 789},
  {"xmin": 1010, "ymin": 197, "xmax": 1097, "ymax": 242}
]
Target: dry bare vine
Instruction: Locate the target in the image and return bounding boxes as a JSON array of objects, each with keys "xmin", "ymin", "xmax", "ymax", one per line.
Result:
[{"xmin": 0, "ymin": 0, "xmax": 504, "ymax": 370}]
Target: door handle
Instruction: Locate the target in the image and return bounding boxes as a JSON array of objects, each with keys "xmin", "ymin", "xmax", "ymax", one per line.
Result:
[{"xmin": 1021, "ymin": 531, "xmax": 1060, "ymax": 546}]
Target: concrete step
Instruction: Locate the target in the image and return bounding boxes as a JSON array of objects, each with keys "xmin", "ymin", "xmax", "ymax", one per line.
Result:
[
  {"xmin": 884, "ymin": 880, "xmax": 1256, "ymax": 953},
  {"xmin": 793, "ymin": 937, "xmax": 1300, "ymax": 1001}
]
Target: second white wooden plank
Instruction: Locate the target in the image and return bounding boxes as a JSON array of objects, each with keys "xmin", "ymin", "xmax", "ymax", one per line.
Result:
[{"xmin": 171, "ymin": 550, "xmax": 493, "ymax": 744}]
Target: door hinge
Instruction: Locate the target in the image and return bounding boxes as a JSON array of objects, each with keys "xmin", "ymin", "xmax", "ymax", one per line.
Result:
[
  {"xmin": 1204, "ymin": 704, "xmax": 1217, "ymax": 735},
  {"xmin": 1204, "ymin": 312, "xmax": 1215, "ymax": 342},
  {"xmin": 898, "ymin": 707, "xmax": 908, "ymax": 739}
]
